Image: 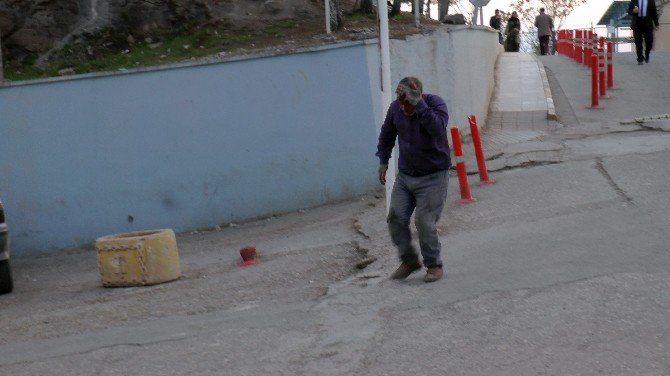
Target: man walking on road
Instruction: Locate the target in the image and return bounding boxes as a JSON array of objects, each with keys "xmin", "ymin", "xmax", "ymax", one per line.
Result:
[
  {"xmin": 535, "ymin": 8, "xmax": 554, "ymax": 55},
  {"xmin": 628, "ymin": 0, "xmax": 659, "ymax": 64},
  {"xmin": 376, "ymin": 77, "xmax": 451, "ymax": 283}
]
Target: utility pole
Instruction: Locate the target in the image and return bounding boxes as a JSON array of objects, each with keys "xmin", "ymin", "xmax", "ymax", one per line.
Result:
[
  {"xmin": 414, "ymin": 0, "xmax": 420, "ymax": 28},
  {"xmin": 378, "ymin": 0, "xmax": 394, "ymax": 211},
  {"xmin": 325, "ymin": 0, "xmax": 332, "ymax": 34}
]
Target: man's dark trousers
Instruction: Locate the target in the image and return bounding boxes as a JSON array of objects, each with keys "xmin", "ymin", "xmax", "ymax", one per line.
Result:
[
  {"xmin": 387, "ymin": 170, "xmax": 449, "ymax": 268},
  {"xmin": 633, "ymin": 25, "xmax": 653, "ymax": 62},
  {"xmin": 539, "ymin": 35, "xmax": 551, "ymax": 55}
]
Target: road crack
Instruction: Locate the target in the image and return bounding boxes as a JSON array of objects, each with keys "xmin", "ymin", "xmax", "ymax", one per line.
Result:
[{"xmin": 595, "ymin": 158, "xmax": 634, "ymax": 204}]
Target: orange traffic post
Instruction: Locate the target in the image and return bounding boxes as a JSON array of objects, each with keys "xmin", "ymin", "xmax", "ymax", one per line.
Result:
[
  {"xmin": 468, "ymin": 115, "xmax": 494, "ymax": 185},
  {"xmin": 450, "ymin": 127, "xmax": 476, "ymax": 203},
  {"xmin": 607, "ymin": 41, "xmax": 614, "ymax": 88},
  {"xmin": 590, "ymin": 54, "xmax": 599, "ymax": 108}
]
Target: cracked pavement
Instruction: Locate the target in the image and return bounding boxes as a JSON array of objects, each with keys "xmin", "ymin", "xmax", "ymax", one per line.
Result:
[{"xmin": 2, "ymin": 52, "xmax": 670, "ymax": 375}]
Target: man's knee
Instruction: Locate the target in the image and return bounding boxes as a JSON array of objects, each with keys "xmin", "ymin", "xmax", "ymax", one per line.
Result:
[
  {"xmin": 387, "ymin": 209, "xmax": 409, "ymax": 228},
  {"xmin": 415, "ymin": 212, "xmax": 437, "ymax": 235}
]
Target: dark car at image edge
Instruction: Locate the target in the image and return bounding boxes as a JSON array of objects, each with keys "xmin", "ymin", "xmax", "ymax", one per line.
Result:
[{"xmin": 0, "ymin": 199, "xmax": 12, "ymax": 294}]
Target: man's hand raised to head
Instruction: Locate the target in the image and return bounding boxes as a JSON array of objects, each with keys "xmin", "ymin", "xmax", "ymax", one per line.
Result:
[{"xmin": 396, "ymin": 81, "xmax": 422, "ymax": 106}]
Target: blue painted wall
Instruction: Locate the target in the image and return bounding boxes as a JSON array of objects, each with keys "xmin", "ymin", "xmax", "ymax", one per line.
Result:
[
  {"xmin": 0, "ymin": 42, "xmax": 379, "ymax": 255},
  {"xmin": 0, "ymin": 28, "xmax": 501, "ymax": 256}
]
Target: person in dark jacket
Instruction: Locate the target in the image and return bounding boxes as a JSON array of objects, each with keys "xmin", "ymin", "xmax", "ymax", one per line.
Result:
[
  {"xmin": 535, "ymin": 8, "xmax": 554, "ymax": 55},
  {"xmin": 490, "ymin": 9, "xmax": 503, "ymax": 44},
  {"xmin": 505, "ymin": 11, "xmax": 521, "ymax": 52},
  {"xmin": 376, "ymin": 77, "xmax": 451, "ymax": 283},
  {"xmin": 628, "ymin": 0, "xmax": 660, "ymax": 64}
]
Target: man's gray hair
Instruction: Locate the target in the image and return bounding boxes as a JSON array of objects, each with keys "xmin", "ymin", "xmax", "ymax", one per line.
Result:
[{"xmin": 398, "ymin": 77, "xmax": 423, "ymax": 94}]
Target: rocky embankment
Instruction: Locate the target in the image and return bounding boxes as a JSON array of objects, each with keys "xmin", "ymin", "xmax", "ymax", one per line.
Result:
[{"xmin": 0, "ymin": 0, "xmax": 321, "ymax": 64}]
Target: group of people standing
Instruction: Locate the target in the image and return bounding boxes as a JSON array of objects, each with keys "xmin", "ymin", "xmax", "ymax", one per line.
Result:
[
  {"xmin": 489, "ymin": 8, "xmax": 554, "ymax": 54},
  {"xmin": 488, "ymin": 1, "xmax": 661, "ymax": 64}
]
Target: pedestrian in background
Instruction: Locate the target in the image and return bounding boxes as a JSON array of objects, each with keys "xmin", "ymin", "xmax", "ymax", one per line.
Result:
[
  {"xmin": 535, "ymin": 8, "xmax": 554, "ymax": 55},
  {"xmin": 376, "ymin": 77, "xmax": 451, "ymax": 283},
  {"xmin": 628, "ymin": 0, "xmax": 659, "ymax": 64},
  {"xmin": 489, "ymin": 9, "xmax": 503, "ymax": 45},
  {"xmin": 505, "ymin": 11, "xmax": 521, "ymax": 52}
]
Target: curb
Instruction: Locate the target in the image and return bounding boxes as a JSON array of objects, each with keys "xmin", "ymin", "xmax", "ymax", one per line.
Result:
[{"xmin": 532, "ymin": 55, "xmax": 558, "ymax": 121}]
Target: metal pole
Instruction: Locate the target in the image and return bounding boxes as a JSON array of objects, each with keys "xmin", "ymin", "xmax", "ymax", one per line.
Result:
[
  {"xmin": 325, "ymin": 0, "xmax": 332, "ymax": 34},
  {"xmin": 414, "ymin": 0, "xmax": 420, "ymax": 28},
  {"xmin": 378, "ymin": 0, "xmax": 394, "ymax": 211}
]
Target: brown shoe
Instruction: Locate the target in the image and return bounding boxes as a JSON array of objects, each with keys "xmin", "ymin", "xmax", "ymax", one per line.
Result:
[
  {"xmin": 424, "ymin": 266, "xmax": 444, "ymax": 283},
  {"xmin": 390, "ymin": 262, "xmax": 422, "ymax": 280}
]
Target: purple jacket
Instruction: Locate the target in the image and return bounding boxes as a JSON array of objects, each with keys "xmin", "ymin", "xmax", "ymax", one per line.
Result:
[{"xmin": 376, "ymin": 94, "xmax": 451, "ymax": 176}]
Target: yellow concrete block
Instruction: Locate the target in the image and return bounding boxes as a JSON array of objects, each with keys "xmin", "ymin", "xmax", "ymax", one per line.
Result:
[{"xmin": 96, "ymin": 229, "xmax": 181, "ymax": 287}]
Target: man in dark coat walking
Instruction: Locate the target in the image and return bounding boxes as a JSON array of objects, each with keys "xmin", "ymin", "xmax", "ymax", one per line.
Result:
[{"xmin": 628, "ymin": 0, "xmax": 660, "ymax": 64}]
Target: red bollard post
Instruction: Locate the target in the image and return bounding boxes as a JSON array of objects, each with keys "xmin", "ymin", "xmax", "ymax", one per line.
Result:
[
  {"xmin": 584, "ymin": 31, "xmax": 590, "ymax": 66},
  {"xmin": 584, "ymin": 31, "xmax": 591, "ymax": 67},
  {"xmin": 592, "ymin": 33, "xmax": 599, "ymax": 67},
  {"xmin": 607, "ymin": 41, "xmax": 614, "ymax": 88},
  {"xmin": 576, "ymin": 30, "xmax": 583, "ymax": 64},
  {"xmin": 590, "ymin": 54, "xmax": 599, "ymax": 108},
  {"xmin": 586, "ymin": 30, "xmax": 593, "ymax": 68},
  {"xmin": 590, "ymin": 31, "xmax": 596, "ymax": 67},
  {"xmin": 449, "ymin": 127, "xmax": 476, "ymax": 203},
  {"xmin": 468, "ymin": 116, "xmax": 494, "ymax": 185},
  {"xmin": 599, "ymin": 47, "xmax": 607, "ymax": 97}
]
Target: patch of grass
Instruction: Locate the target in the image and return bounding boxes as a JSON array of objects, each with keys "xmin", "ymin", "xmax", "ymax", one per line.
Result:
[
  {"xmin": 5, "ymin": 66, "xmax": 58, "ymax": 81},
  {"xmin": 393, "ymin": 13, "xmax": 416, "ymax": 22},
  {"xmin": 347, "ymin": 12, "xmax": 376, "ymax": 22},
  {"xmin": 264, "ymin": 19, "xmax": 299, "ymax": 35}
]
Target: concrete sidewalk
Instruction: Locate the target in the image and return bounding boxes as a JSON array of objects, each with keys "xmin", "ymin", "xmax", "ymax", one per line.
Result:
[
  {"xmin": 491, "ymin": 53, "xmax": 547, "ymax": 112},
  {"xmin": 463, "ymin": 52, "xmax": 561, "ymax": 175}
]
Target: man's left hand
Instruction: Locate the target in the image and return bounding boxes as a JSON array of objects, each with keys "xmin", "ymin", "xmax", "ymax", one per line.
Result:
[{"xmin": 397, "ymin": 82, "xmax": 422, "ymax": 106}]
